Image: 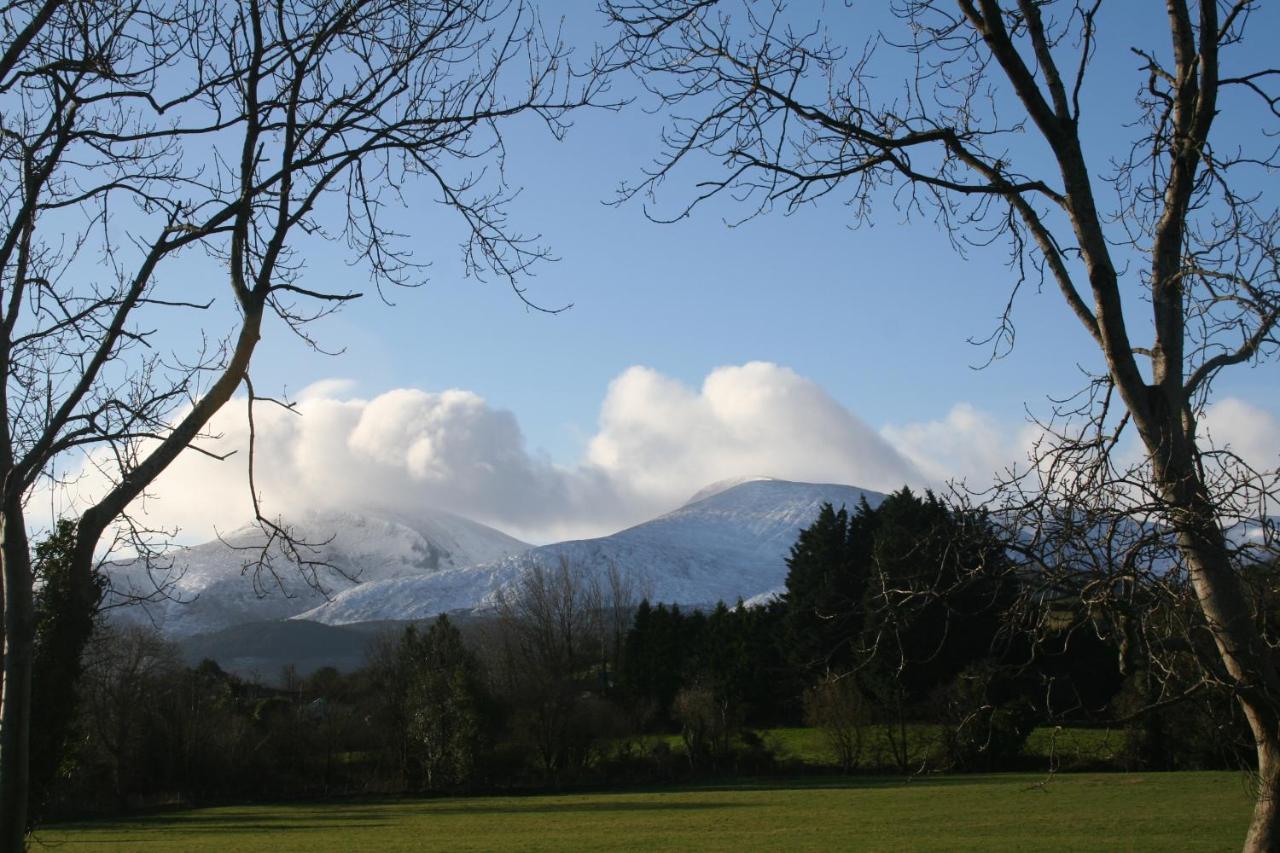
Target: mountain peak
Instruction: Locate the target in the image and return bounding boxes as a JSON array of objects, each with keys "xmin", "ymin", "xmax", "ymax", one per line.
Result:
[
  {"xmin": 684, "ymin": 475, "xmax": 777, "ymax": 506},
  {"xmin": 297, "ymin": 479, "xmax": 888, "ymax": 627},
  {"xmin": 103, "ymin": 506, "xmax": 531, "ymax": 637}
]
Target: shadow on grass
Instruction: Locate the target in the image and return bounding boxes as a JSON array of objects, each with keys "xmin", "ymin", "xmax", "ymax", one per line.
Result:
[
  {"xmin": 41, "ymin": 798, "xmax": 749, "ymax": 840},
  {"xmin": 414, "ymin": 800, "xmax": 747, "ymax": 817},
  {"xmin": 80, "ymin": 809, "xmax": 391, "ymax": 827}
]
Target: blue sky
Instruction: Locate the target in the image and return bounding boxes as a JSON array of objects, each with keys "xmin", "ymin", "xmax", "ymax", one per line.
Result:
[{"xmin": 85, "ymin": 2, "xmax": 1279, "ymax": 544}]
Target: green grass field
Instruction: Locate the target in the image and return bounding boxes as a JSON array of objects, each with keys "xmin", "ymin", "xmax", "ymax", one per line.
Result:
[
  {"xmin": 646, "ymin": 724, "xmax": 1125, "ymax": 770},
  {"xmin": 37, "ymin": 772, "xmax": 1254, "ymax": 852}
]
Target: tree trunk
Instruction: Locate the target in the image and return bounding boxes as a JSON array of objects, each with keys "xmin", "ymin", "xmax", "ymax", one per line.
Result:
[
  {"xmin": 1183, "ymin": 522, "xmax": 1280, "ymax": 852},
  {"xmin": 0, "ymin": 508, "xmax": 33, "ymax": 852},
  {"xmin": 1154, "ymin": 449, "xmax": 1280, "ymax": 851},
  {"xmin": 1245, "ymin": 722, "xmax": 1280, "ymax": 852}
]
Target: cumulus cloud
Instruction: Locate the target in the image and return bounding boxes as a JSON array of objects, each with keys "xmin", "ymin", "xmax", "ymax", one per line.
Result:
[
  {"xmin": 73, "ymin": 367, "xmax": 1276, "ymax": 548},
  {"xmin": 1200, "ymin": 397, "xmax": 1280, "ymax": 473},
  {"xmin": 55, "ymin": 362, "xmax": 931, "ymax": 545},
  {"xmin": 878, "ymin": 396, "xmax": 1280, "ymax": 495},
  {"xmin": 588, "ymin": 363, "xmax": 921, "ymax": 505},
  {"xmin": 125, "ymin": 384, "xmax": 594, "ymax": 544},
  {"xmin": 881, "ymin": 403, "xmax": 1036, "ymax": 488}
]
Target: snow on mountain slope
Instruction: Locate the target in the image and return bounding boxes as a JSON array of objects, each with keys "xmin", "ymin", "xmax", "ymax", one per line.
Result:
[
  {"xmin": 295, "ymin": 479, "xmax": 885, "ymax": 626},
  {"xmin": 104, "ymin": 508, "xmax": 531, "ymax": 637},
  {"xmin": 683, "ymin": 475, "xmax": 776, "ymax": 506}
]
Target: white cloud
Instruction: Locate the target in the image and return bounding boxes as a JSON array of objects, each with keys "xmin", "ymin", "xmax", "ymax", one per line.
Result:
[
  {"xmin": 588, "ymin": 362, "xmax": 921, "ymax": 506},
  {"xmin": 881, "ymin": 402, "xmax": 1035, "ymax": 488},
  {"xmin": 1200, "ymin": 397, "xmax": 1280, "ymax": 473},
  {"xmin": 879, "ymin": 396, "xmax": 1280, "ymax": 496},
  {"xmin": 41, "ymin": 364, "xmax": 1276, "ymax": 558},
  {"xmin": 73, "ymin": 369, "xmax": 1278, "ymax": 550},
  {"xmin": 296, "ymin": 378, "xmax": 359, "ymax": 401},
  {"xmin": 128, "ymin": 387, "xmax": 588, "ymax": 544},
  {"xmin": 51, "ymin": 361, "xmax": 929, "ymax": 545}
]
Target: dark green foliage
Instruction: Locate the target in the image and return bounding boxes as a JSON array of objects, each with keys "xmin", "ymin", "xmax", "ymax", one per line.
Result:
[
  {"xmin": 857, "ymin": 489, "xmax": 1018, "ymax": 701},
  {"xmin": 400, "ymin": 615, "xmax": 493, "ymax": 790},
  {"xmin": 28, "ymin": 520, "xmax": 104, "ymax": 826},
  {"xmin": 1112, "ymin": 639, "xmax": 1252, "ymax": 773},
  {"xmin": 363, "ymin": 617, "xmax": 498, "ymax": 791},
  {"xmin": 1118, "ymin": 686, "xmax": 1249, "ymax": 772},
  {"xmin": 59, "ymin": 629, "xmax": 385, "ymax": 813},
  {"xmin": 621, "ymin": 598, "xmax": 792, "ymax": 731},
  {"xmin": 1026, "ymin": 625, "xmax": 1125, "ymax": 721},
  {"xmin": 938, "ymin": 661, "xmax": 1037, "ymax": 772},
  {"xmin": 782, "ymin": 491, "xmax": 1018, "ymax": 700},
  {"xmin": 781, "ymin": 502, "xmax": 867, "ymax": 676},
  {"xmin": 622, "ymin": 488, "xmax": 1025, "ymax": 758},
  {"xmin": 621, "ymin": 601, "xmax": 694, "ymax": 724},
  {"xmin": 688, "ymin": 601, "xmax": 792, "ymax": 726},
  {"xmin": 781, "ymin": 489, "xmax": 1021, "ymax": 748},
  {"xmin": 776, "ymin": 489, "xmax": 1035, "ymax": 771}
]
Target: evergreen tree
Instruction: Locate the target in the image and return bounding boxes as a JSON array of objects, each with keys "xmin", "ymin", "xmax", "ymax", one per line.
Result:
[
  {"xmin": 28, "ymin": 521, "xmax": 104, "ymax": 826},
  {"xmin": 781, "ymin": 502, "xmax": 867, "ymax": 677},
  {"xmin": 781, "ymin": 490, "xmax": 1018, "ymax": 707},
  {"xmin": 858, "ymin": 489, "xmax": 1017, "ymax": 703},
  {"xmin": 622, "ymin": 602, "xmax": 697, "ymax": 726},
  {"xmin": 400, "ymin": 615, "xmax": 491, "ymax": 790}
]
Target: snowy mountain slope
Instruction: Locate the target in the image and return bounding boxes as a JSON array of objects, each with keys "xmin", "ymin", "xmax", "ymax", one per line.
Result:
[
  {"xmin": 295, "ymin": 478, "xmax": 885, "ymax": 626},
  {"xmin": 683, "ymin": 475, "xmax": 776, "ymax": 506},
  {"xmin": 103, "ymin": 508, "xmax": 531, "ymax": 637}
]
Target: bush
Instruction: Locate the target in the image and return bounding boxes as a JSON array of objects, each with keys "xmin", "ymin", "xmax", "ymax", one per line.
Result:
[
  {"xmin": 673, "ymin": 685, "xmax": 739, "ymax": 771},
  {"xmin": 1114, "ymin": 673, "xmax": 1250, "ymax": 771},
  {"xmin": 938, "ymin": 663, "xmax": 1036, "ymax": 772},
  {"xmin": 802, "ymin": 676, "xmax": 868, "ymax": 772}
]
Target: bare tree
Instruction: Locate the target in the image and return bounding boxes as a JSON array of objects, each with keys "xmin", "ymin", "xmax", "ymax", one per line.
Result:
[
  {"xmin": 802, "ymin": 674, "xmax": 866, "ymax": 773},
  {"xmin": 603, "ymin": 558, "xmax": 651, "ymax": 682},
  {"xmin": 495, "ymin": 556, "xmax": 604, "ymax": 774},
  {"xmin": 493, "ymin": 555, "xmax": 643, "ymax": 775},
  {"xmin": 77, "ymin": 624, "xmax": 181, "ymax": 813},
  {"xmin": 604, "ymin": 1, "xmax": 1279, "ymax": 847},
  {"xmin": 0, "ymin": 0, "xmax": 605, "ymax": 844}
]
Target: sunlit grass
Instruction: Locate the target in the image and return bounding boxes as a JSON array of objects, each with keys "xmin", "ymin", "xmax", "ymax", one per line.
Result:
[
  {"xmin": 643, "ymin": 724, "xmax": 1126, "ymax": 770},
  {"xmin": 38, "ymin": 772, "xmax": 1253, "ymax": 852}
]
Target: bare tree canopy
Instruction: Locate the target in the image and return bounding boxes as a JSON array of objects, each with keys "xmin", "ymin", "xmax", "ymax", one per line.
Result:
[
  {"xmin": 604, "ymin": 1, "xmax": 1278, "ymax": 849},
  {"xmin": 0, "ymin": 0, "xmax": 606, "ymax": 845}
]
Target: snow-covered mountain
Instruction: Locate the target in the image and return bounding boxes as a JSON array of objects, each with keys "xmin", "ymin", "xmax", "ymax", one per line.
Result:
[
  {"xmin": 103, "ymin": 508, "xmax": 531, "ymax": 637},
  {"xmin": 294, "ymin": 478, "xmax": 885, "ymax": 626}
]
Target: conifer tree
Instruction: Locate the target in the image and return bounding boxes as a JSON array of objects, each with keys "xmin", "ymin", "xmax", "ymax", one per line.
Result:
[
  {"xmin": 781, "ymin": 502, "xmax": 866, "ymax": 676},
  {"xmin": 399, "ymin": 615, "xmax": 490, "ymax": 790}
]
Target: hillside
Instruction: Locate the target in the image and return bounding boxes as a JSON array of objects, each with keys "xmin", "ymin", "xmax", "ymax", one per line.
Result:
[
  {"xmin": 103, "ymin": 507, "xmax": 531, "ymax": 637},
  {"xmin": 295, "ymin": 478, "xmax": 885, "ymax": 625}
]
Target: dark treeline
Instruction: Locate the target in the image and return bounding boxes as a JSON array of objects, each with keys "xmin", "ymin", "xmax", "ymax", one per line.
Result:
[{"xmin": 33, "ymin": 489, "xmax": 1261, "ymax": 822}]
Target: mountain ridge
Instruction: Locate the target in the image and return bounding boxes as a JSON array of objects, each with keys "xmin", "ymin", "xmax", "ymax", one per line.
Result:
[
  {"xmin": 103, "ymin": 506, "xmax": 531, "ymax": 637},
  {"xmin": 295, "ymin": 479, "xmax": 886, "ymax": 626}
]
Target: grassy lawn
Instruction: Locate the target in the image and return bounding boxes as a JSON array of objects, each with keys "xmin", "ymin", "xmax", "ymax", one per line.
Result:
[
  {"xmin": 763, "ymin": 725, "xmax": 943, "ymax": 768},
  {"xmin": 1023, "ymin": 726, "xmax": 1127, "ymax": 769},
  {"xmin": 730, "ymin": 724, "xmax": 1124, "ymax": 770},
  {"xmin": 37, "ymin": 772, "xmax": 1254, "ymax": 851}
]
